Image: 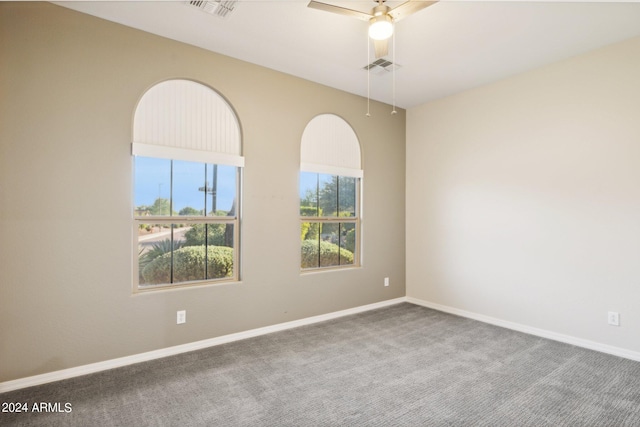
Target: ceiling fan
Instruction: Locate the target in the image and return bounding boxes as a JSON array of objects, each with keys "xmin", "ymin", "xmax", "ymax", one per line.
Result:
[{"xmin": 308, "ymin": 0, "xmax": 438, "ymax": 58}]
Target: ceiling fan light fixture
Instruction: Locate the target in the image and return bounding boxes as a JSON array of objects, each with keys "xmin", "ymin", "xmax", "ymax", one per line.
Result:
[{"xmin": 368, "ymin": 14, "xmax": 393, "ymax": 40}]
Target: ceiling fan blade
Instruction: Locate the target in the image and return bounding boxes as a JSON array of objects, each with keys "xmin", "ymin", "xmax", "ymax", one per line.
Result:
[
  {"xmin": 388, "ymin": 0, "xmax": 438, "ymax": 22},
  {"xmin": 373, "ymin": 39, "xmax": 389, "ymax": 59},
  {"xmin": 307, "ymin": 1, "xmax": 372, "ymax": 21}
]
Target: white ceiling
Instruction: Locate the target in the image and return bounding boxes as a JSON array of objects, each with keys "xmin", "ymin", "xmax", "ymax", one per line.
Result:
[{"xmin": 56, "ymin": 0, "xmax": 640, "ymax": 109}]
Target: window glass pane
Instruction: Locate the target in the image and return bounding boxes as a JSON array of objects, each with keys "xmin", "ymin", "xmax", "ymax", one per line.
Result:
[
  {"xmin": 207, "ymin": 224, "xmax": 234, "ymax": 279},
  {"xmin": 301, "ymin": 223, "xmax": 320, "ymax": 269},
  {"xmin": 300, "ymin": 172, "xmax": 318, "ymax": 217},
  {"xmin": 338, "ymin": 177, "xmax": 356, "ymax": 217},
  {"xmin": 318, "ymin": 174, "xmax": 337, "ymax": 217},
  {"xmin": 134, "ymin": 157, "xmax": 171, "ymax": 217},
  {"xmin": 319, "ymin": 223, "xmax": 340, "ymax": 267},
  {"xmin": 173, "ymin": 160, "xmax": 206, "ymax": 216},
  {"xmin": 339, "ymin": 222, "xmax": 356, "ymax": 266},
  {"xmin": 206, "ymin": 164, "xmax": 237, "ymax": 216},
  {"xmin": 138, "ymin": 223, "xmax": 178, "ymax": 286}
]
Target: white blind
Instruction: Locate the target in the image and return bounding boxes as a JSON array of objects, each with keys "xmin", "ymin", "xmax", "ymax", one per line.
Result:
[
  {"xmin": 300, "ymin": 114, "xmax": 362, "ymax": 178},
  {"xmin": 133, "ymin": 79, "xmax": 243, "ymax": 167}
]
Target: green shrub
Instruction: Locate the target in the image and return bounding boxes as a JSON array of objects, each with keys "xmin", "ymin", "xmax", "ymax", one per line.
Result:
[
  {"xmin": 301, "ymin": 239, "xmax": 353, "ymax": 268},
  {"xmin": 184, "ymin": 224, "xmax": 228, "ymax": 247},
  {"xmin": 142, "ymin": 245, "xmax": 233, "ymax": 284},
  {"xmin": 139, "ymin": 239, "xmax": 184, "ymax": 273}
]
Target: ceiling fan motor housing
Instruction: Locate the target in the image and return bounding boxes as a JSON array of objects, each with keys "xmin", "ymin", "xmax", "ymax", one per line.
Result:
[{"xmin": 372, "ymin": 4, "xmax": 390, "ymax": 17}]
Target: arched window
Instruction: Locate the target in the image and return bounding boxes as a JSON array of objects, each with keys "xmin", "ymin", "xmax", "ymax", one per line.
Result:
[
  {"xmin": 132, "ymin": 79, "xmax": 243, "ymax": 290},
  {"xmin": 300, "ymin": 114, "xmax": 362, "ymax": 270}
]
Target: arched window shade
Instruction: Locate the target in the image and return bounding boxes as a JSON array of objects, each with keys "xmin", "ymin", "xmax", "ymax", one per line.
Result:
[
  {"xmin": 300, "ymin": 114, "xmax": 362, "ymax": 178},
  {"xmin": 132, "ymin": 79, "xmax": 243, "ymax": 167}
]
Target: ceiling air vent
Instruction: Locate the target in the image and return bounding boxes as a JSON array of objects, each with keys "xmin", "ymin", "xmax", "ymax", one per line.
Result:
[
  {"xmin": 363, "ymin": 58, "xmax": 401, "ymax": 75},
  {"xmin": 186, "ymin": 0, "xmax": 238, "ymax": 18}
]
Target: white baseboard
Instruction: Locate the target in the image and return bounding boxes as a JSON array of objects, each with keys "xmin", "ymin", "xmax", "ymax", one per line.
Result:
[
  {"xmin": 0, "ymin": 297, "xmax": 406, "ymax": 393},
  {"xmin": 6, "ymin": 296, "xmax": 638, "ymax": 393},
  {"xmin": 406, "ymin": 296, "xmax": 640, "ymax": 363}
]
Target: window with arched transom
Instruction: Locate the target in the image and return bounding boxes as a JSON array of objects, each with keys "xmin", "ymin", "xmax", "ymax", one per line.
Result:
[
  {"xmin": 132, "ymin": 79, "xmax": 242, "ymax": 291},
  {"xmin": 300, "ymin": 114, "xmax": 362, "ymax": 271}
]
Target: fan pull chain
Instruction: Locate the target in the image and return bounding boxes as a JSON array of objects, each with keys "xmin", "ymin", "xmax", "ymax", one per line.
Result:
[
  {"xmin": 366, "ymin": 31, "xmax": 371, "ymax": 117},
  {"xmin": 391, "ymin": 24, "xmax": 397, "ymax": 115}
]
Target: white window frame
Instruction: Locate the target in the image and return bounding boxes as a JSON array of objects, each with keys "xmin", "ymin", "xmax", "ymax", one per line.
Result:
[
  {"xmin": 300, "ymin": 173, "xmax": 361, "ymax": 271},
  {"xmin": 133, "ymin": 158, "xmax": 241, "ymax": 291}
]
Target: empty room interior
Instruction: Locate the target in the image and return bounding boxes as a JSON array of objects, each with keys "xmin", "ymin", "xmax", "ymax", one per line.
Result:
[{"xmin": 2, "ymin": 1, "xmax": 640, "ymax": 425}]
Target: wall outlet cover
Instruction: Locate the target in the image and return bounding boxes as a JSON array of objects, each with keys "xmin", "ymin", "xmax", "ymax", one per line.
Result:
[
  {"xmin": 608, "ymin": 311, "xmax": 619, "ymax": 326},
  {"xmin": 177, "ymin": 310, "xmax": 186, "ymax": 324}
]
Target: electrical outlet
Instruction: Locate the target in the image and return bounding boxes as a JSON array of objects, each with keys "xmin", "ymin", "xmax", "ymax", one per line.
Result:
[
  {"xmin": 608, "ymin": 311, "xmax": 619, "ymax": 326},
  {"xmin": 384, "ymin": 277, "xmax": 390, "ymax": 287},
  {"xmin": 177, "ymin": 310, "xmax": 186, "ymax": 325}
]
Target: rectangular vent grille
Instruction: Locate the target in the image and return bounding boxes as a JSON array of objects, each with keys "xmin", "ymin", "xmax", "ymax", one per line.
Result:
[
  {"xmin": 364, "ymin": 59, "xmax": 393, "ymax": 70},
  {"xmin": 363, "ymin": 59, "xmax": 401, "ymax": 75},
  {"xmin": 186, "ymin": 0, "xmax": 237, "ymax": 18}
]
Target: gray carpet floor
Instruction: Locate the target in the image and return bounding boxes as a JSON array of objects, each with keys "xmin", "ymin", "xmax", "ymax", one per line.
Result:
[{"xmin": 2, "ymin": 303, "xmax": 640, "ymax": 426}]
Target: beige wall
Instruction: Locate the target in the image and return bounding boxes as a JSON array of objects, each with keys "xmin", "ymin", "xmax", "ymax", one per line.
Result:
[
  {"xmin": 0, "ymin": 2, "xmax": 406, "ymax": 382},
  {"xmin": 407, "ymin": 37, "xmax": 640, "ymax": 352}
]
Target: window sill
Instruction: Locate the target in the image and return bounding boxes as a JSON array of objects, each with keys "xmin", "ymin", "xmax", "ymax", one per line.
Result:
[
  {"xmin": 300, "ymin": 265, "xmax": 362, "ymax": 276},
  {"xmin": 133, "ymin": 278, "xmax": 241, "ymax": 295}
]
